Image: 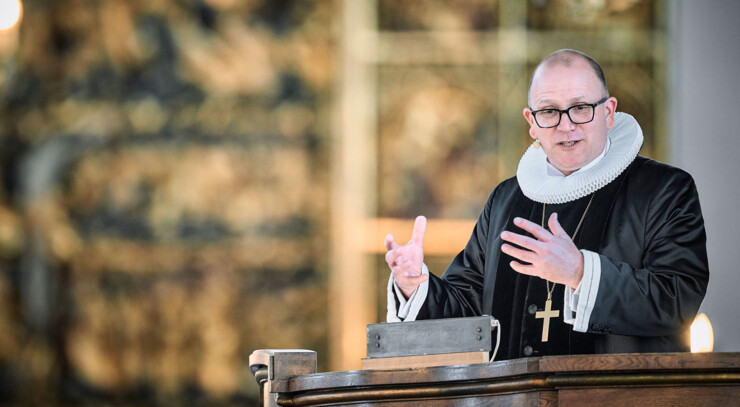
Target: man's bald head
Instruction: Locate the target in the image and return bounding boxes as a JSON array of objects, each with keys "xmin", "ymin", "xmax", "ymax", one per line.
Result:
[{"xmin": 527, "ymin": 49, "xmax": 609, "ymax": 106}]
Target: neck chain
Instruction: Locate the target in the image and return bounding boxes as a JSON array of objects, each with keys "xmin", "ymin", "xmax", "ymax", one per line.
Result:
[{"xmin": 541, "ymin": 192, "xmax": 596, "ymax": 300}]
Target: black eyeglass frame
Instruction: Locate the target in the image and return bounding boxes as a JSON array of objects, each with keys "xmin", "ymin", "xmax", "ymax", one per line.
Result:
[{"xmin": 529, "ymin": 96, "xmax": 609, "ymax": 129}]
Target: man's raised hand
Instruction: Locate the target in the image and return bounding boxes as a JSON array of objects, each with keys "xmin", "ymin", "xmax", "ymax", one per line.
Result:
[
  {"xmin": 385, "ymin": 216, "xmax": 428, "ymax": 299},
  {"xmin": 499, "ymin": 213, "xmax": 584, "ymax": 289}
]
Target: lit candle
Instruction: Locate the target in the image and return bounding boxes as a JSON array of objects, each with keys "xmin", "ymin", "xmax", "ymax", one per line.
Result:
[
  {"xmin": 0, "ymin": 0, "xmax": 22, "ymax": 31},
  {"xmin": 690, "ymin": 313, "xmax": 714, "ymax": 353}
]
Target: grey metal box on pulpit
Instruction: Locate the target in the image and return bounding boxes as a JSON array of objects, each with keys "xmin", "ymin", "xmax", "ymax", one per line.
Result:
[{"xmin": 366, "ymin": 315, "xmax": 496, "ymax": 358}]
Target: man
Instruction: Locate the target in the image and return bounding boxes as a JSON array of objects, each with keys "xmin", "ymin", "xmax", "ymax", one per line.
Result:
[{"xmin": 384, "ymin": 49, "xmax": 709, "ymax": 360}]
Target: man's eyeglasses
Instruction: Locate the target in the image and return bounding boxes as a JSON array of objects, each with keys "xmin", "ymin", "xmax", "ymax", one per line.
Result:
[{"xmin": 530, "ymin": 96, "xmax": 609, "ymax": 129}]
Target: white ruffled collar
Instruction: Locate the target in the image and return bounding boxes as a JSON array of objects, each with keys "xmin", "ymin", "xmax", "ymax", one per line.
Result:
[{"xmin": 516, "ymin": 112, "xmax": 643, "ymax": 204}]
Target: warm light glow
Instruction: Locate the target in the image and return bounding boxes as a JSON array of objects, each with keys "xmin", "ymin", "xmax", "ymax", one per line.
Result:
[
  {"xmin": 690, "ymin": 313, "xmax": 714, "ymax": 353},
  {"xmin": 0, "ymin": 0, "xmax": 22, "ymax": 30}
]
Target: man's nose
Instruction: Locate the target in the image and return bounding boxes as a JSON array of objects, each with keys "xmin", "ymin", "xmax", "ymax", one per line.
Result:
[{"xmin": 557, "ymin": 111, "xmax": 576, "ymax": 131}]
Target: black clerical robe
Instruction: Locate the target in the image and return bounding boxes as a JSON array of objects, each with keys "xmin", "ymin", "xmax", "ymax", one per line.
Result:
[{"xmin": 414, "ymin": 155, "xmax": 709, "ymax": 361}]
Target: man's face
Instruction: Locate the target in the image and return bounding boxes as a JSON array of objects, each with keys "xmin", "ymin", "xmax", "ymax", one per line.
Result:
[{"xmin": 523, "ymin": 60, "xmax": 617, "ymax": 175}]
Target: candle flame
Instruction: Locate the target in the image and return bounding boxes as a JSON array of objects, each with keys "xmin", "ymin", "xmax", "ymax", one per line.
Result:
[
  {"xmin": 0, "ymin": 0, "xmax": 22, "ymax": 31},
  {"xmin": 690, "ymin": 313, "xmax": 714, "ymax": 353}
]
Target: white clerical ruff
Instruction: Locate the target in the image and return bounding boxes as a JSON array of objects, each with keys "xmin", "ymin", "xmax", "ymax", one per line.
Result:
[{"xmin": 517, "ymin": 112, "xmax": 643, "ymax": 204}]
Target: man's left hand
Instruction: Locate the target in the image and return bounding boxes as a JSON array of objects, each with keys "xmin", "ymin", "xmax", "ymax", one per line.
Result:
[{"xmin": 500, "ymin": 213, "xmax": 584, "ymax": 289}]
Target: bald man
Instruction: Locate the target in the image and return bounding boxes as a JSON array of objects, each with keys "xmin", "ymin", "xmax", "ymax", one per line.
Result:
[{"xmin": 385, "ymin": 49, "xmax": 709, "ymax": 360}]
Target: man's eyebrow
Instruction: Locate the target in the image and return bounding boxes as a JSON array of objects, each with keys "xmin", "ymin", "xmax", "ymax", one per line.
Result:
[{"xmin": 533, "ymin": 96, "xmax": 589, "ymax": 108}]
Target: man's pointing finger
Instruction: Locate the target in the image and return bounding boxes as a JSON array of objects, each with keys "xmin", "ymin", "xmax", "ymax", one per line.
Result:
[
  {"xmin": 385, "ymin": 234, "xmax": 400, "ymax": 251},
  {"xmin": 409, "ymin": 216, "xmax": 427, "ymax": 246}
]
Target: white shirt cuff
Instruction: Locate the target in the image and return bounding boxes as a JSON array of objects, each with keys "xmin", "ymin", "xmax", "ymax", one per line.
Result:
[
  {"xmin": 386, "ymin": 263, "xmax": 429, "ymax": 322},
  {"xmin": 563, "ymin": 249, "xmax": 601, "ymax": 332},
  {"xmin": 562, "ymin": 281, "xmax": 580, "ymax": 325}
]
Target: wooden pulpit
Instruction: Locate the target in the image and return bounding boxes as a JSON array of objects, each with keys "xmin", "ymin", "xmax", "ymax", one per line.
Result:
[{"xmin": 250, "ymin": 351, "xmax": 740, "ymax": 406}]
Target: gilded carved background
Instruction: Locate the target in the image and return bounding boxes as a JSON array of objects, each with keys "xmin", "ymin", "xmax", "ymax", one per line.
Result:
[{"xmin": 0, "ymin": 0, "xmax": 666, "ymax": 405}]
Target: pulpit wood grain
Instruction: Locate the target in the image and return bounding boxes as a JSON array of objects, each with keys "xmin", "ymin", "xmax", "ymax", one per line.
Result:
[{"xmin": 271, "ymin": 353, "xmax": 740, "ymax": 406}]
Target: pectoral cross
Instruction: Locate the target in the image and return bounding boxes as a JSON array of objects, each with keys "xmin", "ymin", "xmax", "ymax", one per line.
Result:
[{"xmin": 535, "ymin": 296, "xmax": 560, "ymax": 342}]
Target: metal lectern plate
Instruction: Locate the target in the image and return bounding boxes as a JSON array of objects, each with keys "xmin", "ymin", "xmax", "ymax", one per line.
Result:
[{"xmin": 366, "ymin": 316, "xmax": 494, "ymax": 358}]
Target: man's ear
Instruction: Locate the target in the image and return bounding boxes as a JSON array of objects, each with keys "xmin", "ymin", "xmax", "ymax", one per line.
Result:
[
  {"xmin": 604, "ymin": 97, "xmax": 618, "ymax": 129},
  {"xmin": 523, "ymin": 107, "xmax": 537, "ymax": 139}
]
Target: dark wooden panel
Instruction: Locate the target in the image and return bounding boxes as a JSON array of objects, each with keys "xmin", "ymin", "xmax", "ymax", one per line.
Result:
[
  {"xmin": 273, "ymin": 353, "xmax": 740, "ymax": 406},
  {"xmin": 280, "ymin": 390, "xmax": 542, "ymax": 407},
  {"xmin": 539, "ymin": 352, "xmax": 740, "ymax": 372},
  {"xmin": 558, "ymin": 385, "xmax": 740, "ymax": 407},
  {"xmin": 538, "ymin": 390, "xmax": 558, "ymax": 407},
  {"xmin": 277, "ymin": 357, "xmax": 537, "ymax": 392}
]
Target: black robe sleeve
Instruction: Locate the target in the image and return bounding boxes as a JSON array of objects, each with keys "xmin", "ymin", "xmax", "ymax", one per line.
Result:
[{"xmin": 587, "ymin": 164, "xmax": 709, "ymax": 338}]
